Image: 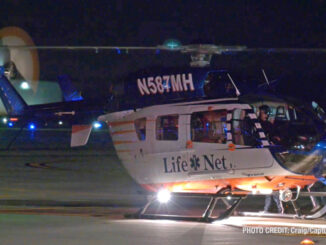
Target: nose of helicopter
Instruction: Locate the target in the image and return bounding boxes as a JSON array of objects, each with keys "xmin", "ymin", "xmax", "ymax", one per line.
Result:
[
  {"xmin": 313, "ymin": 139, "xmax": 326, "ymax": 176},
  {"xmin": 271, "ymin": 127, "xmax": 326, "ymax": 176}
]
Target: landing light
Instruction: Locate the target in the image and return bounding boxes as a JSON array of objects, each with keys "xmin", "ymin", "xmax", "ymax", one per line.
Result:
[
  {"xmin": 93, "ymin": 121, "xmax": 102, "ymax": 129},
  {"xmin": 58, "ymin": 121, "xmax": 63, "ymax": 125},
  {"xmin": 157, "ymin": 189, "xmax": 171, "ymax": 203},
  {"xmin": 20, "ymin": 81, "xmax": 30, "ymax": 90},
  {"xmin": 2, "ymin": 118, "xmax": 7, "ymax": 124},
  {"xmin": 279, "ymin": 188, "xmax": 293, "ymax": 202}
]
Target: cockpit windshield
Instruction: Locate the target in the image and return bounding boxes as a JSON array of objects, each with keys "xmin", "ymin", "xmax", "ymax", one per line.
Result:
[
  {"xmin": 249, "ymin": 100, "xmax": 324, "ymax": 174},
  {"xmin": 312, "ymin": 101, "xmax": 326, "ymax": 122}
]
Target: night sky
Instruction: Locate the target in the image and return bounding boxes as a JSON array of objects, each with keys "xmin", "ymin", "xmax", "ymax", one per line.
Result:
[{"xmin": 2, "ymin": 0, "xmax": 326, "ymax": 106}]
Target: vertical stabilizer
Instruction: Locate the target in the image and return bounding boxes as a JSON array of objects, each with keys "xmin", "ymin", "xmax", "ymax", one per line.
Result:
[
  {"xmin": 58, "ymin": 75, "xmax": 83, "ymax": 102},
  {"xmin": 0, "ymin": 70, "xmax": 27, "ymax": 115}
]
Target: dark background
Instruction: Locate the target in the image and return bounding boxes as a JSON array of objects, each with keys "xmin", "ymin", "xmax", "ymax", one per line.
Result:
[{"xmin": 2, "ymin": 0, "xmax": 326, "ymax": 106}]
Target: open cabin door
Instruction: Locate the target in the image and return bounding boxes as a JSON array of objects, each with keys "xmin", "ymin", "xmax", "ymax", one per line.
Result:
[
  {"xmin": 228, "ymin": 108, "xmax": 274, "ymax": 172},
  {"xmin": 186, "ymin": 104, "xmax": 274, "ymax": 179}
]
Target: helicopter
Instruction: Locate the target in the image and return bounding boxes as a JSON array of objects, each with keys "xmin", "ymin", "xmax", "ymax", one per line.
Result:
[
  {"xmin": 80, "ymin": 46, "xmax": 326, "ymax": 222},
  {"xmin": 1, "ymin": 27, "xmax": 326, "ymax": 222},
  {"xmin": 91, "ymin": 64, "xmax": 326, "ymax": 222}
]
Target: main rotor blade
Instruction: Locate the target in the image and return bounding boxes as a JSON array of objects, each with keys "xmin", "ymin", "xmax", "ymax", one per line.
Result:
[
  {"xmin": 245, "ymin": 48, "xmax": 326, "ymax": 53},
  {"xmin": 1, "ymin": 45, "xmax": 326, "ymax": 54},
  {"xmin": 0, "ymin": 45, "xmax": 160, "ymax": 50}
]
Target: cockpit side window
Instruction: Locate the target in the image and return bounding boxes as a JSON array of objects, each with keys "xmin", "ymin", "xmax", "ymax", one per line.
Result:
[
  {"xmin": 288, "ymin": 107, "xmax": 297, "ymax": 121},
  {"xmin": 275, "ymin": 106, "xmax": 287, "ymax": 121},
  {"xmin": 135, "ymin": 117, "xmax": 146, "ymax": 141},
  {"xmin": 203, "ymin": 72, "xmax": 236, "ymax": 98},
  {"xmin": 232, "ymin": 109, "xmax": 260, "ymax": 146},
  {"xmin": 156, "ymin": 115, "xmax": 179, "ymax": 141},
  {"xmin": 191, "ymin": 110, "xmax": 227, "ymax": 143}
]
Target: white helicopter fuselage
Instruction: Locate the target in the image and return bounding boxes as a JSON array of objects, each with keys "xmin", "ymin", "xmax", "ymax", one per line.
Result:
[{"xmin": 99, "ymin": 98, "xmax": 299, "ymax": 192}]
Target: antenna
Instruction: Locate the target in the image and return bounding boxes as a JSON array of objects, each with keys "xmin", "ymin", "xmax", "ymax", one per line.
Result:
[
  {"xmin": 261, "ymin": 69, "xmax": 270, "ymax": 86},
  {"xmin": 226, "ymin": 73, "xmax": 241, "ymax": 96}
]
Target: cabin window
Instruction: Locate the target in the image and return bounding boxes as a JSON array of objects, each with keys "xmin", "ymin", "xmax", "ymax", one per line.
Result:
[
  {"xmin": 135, "ymin": 118, "xmax": 146, "ymax": 141},
  {"xmin": 191, "ymin": 110, "xmax": 227, "ymax": 143},
  {"xmin": 156, "ymin": 115, "xmax": 179, "ymax": 141},
  {"xmin": 232, "ymin": 109, "xmax": 260, "ymax": 146}
]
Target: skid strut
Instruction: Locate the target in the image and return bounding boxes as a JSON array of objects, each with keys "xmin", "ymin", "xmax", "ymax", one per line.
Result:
[
  {"xmin": 307, "ymin": 183, "xmax": 319, "ymax": 210},
  {"xmin": 291, "ymin": 200, "xmax": 302, "ymax": 217},
  {"xmin": 127, "ymin": 189, "xmax": 246, "ymax": 223},
  {"xmin": 289, "ymin": 191, "xmax": 326, "ymax": 219}
]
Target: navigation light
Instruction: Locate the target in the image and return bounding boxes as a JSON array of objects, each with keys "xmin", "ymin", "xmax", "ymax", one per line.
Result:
[
  {"xmin": 28, "ymin": 123, "xmax": 36, "ymax": 130},
  {"xmin": 93, "ymin": 121, "xmax": 102, "ymax": 129},
  {"xmin": 163, "ymin": 39, "xmax": 181, "ymax": 50}
]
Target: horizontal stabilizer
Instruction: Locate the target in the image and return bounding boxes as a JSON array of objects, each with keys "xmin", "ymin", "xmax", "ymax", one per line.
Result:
[
  {"xmin": 71, "ymin": 124, "xmax": 92, "ymax": 147},
  {"xmin": 0, "ymin": 71, "xmax": 28, "ymax": 115}
]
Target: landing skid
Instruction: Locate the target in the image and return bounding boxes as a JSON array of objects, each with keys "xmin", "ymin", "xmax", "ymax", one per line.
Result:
[
  {"xmin": 304, "ymin": 205, "xmax": 326, "ymax": 219},
  {"xmin": 240, "ymin": 212, "xmax": 297, "ymax": 219},
  {"xmin": 126, "ymin": 190, "xmax": 246, "ymax": 223},
  {"xmin": 242, "ymin": 191, "xmax": 326, "ymax": 220},
  {"xmin": 126, "ymin": 190, "xmax": 326, "ymax": 222},
  {"xmin": 241, "ymin": 205, "xmax": 326, "ymax": 220}
]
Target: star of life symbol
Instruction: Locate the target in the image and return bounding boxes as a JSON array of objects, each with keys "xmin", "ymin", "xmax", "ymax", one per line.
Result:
[{"xmin": 190, "ymin": 155, "xmax": 200, "ymax": 170}]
